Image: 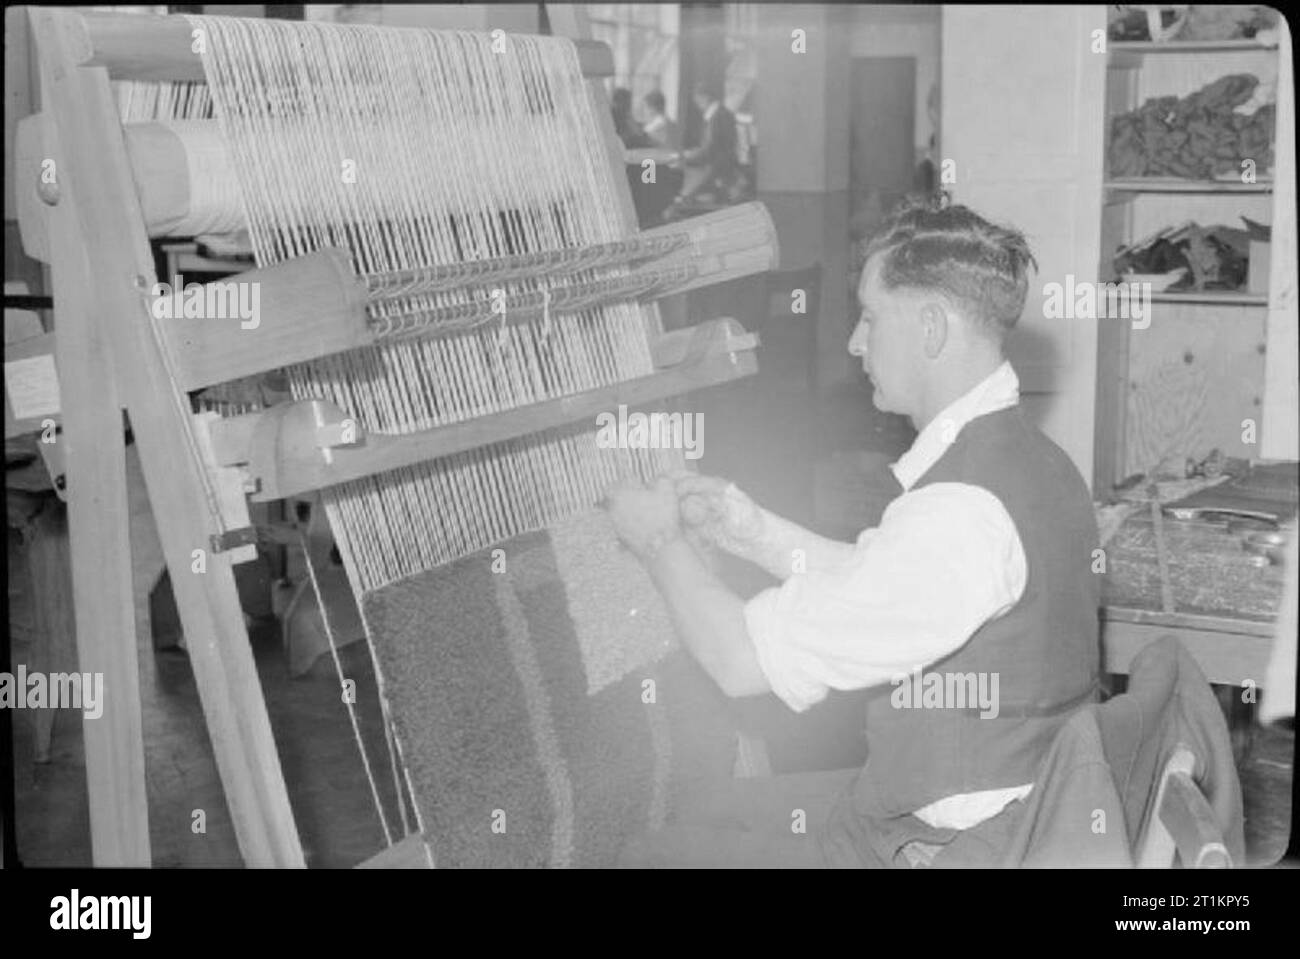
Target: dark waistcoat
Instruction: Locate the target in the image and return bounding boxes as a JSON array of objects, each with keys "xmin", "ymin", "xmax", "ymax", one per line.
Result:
[{"xmin": 854, "ymin": 406, "xmax": 1101, "ymax": 819}]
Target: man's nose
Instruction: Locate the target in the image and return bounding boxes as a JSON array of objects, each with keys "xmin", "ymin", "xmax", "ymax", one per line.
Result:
[{"xmin": 847, "ymin": 320, "xmax": 868, "ymax": 358}]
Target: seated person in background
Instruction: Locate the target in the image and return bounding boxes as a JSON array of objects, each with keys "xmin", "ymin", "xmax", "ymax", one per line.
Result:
[
  {"xmin": 674, "ymin": 80, "xmax": 738, "ymax": 205},
  {"xmin": 616, "ymin": 88, "xmax": 681, "ymax": 227},
  {"xmin": 641, "ymin": 90, "xmax": 680, "ymax": 151},
  {"xmin": 606, "ymin": 199, "xmax": 1102, "ymax": 867},
  {"xmin": 611, "ymin": 86, "xmax": 653, "ymax": 149}
]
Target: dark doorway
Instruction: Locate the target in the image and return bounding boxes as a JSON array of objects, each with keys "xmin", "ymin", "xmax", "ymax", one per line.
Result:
[{"xmin": 849, "ymin": 56, "xmax": 917, "ymax": 240}]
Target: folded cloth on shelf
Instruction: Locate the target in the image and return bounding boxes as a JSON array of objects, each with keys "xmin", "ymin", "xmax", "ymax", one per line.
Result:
[
  {"xmin": 1109, "ymin": 74, "xmax": 1276, "ymax": 180},
  {"xmin": 1113, "ymin": 223, "xmax": 1250, "ymax": 291}
]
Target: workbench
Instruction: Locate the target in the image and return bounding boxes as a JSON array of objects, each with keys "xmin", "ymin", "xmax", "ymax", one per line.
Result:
[{"xmin": 1100, "ymin": 503, "xmax": 1289, "ymax": 687}]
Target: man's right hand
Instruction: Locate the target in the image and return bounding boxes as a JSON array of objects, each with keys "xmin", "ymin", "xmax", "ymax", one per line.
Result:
[
  {"xmin": 674, "ymin": 474, "xmax": 767, "ymax": 556},
  {"xmin": 674, "ymin": 474, "xmax": 856, "ymax": 580}
]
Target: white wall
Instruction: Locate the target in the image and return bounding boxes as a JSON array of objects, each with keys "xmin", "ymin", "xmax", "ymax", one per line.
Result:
[{"xmin": 941, "ymin": 5, "xmax": 1107, "ymax": 485}]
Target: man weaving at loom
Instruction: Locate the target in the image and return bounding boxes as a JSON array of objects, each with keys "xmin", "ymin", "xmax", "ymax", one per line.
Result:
[{"xmin": 607, "ymin": 201, "xmax": 1103, "ymax": 868}]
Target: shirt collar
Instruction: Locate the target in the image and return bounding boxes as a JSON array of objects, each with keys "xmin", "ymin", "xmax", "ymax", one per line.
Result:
[
  {"xmin": 890, "ymin": 361, "xmax": 1020, "ymax": 491},
  {"xmin": 703, "ymin": 101, "xmax": 719, "ymax": 122}
]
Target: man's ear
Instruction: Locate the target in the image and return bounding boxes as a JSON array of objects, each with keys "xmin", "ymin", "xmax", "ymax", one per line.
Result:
[{"xmin": 920, "ymin": 302, "xmax": 948, "ymax": 359}]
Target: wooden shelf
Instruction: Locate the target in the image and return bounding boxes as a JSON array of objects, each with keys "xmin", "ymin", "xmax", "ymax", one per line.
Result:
[
  {"xmin": 1110, "ymin": 39, "xmax": 1278, "ymax": 55},
  {"xmin": 1109, "ymin": 39, "xmax": 1278, "ymax": 69},
  {"xmin": 1092, "ymin": 18, "xmax": 1284, "ymax": 499},
  {"xmin": 1148, "ymin": 291, "xmax": 1268, "ymax": 306},
  {"xmin": 1104, "ymin": 177, "xmax": 1274, "ymax": 194}
]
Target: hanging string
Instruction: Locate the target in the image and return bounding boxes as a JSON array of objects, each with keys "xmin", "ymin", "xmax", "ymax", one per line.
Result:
[{"xmin": 299, "ymin": 529, "xmax": 395, "ymax": 847}]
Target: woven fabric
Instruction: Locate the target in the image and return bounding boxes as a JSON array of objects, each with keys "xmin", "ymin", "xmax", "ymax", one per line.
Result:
[
  {"xmin": 361, "ymin": 512, "xmax": 736, "ymax": 867},
  {"xmin": 546, "ymin": 510, "xmax": 677, "ymax": 695}
]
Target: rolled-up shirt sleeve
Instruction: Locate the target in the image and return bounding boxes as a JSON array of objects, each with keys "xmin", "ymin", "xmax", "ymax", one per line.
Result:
[{"xmin": 743, "ymin": 482, "xmax": 1027, "ymax": 713}]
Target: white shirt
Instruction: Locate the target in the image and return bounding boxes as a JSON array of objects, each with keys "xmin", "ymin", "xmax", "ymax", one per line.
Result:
[{"xmin": 744, "ymin": 361, "xmax": 1033, "ymax": 829}]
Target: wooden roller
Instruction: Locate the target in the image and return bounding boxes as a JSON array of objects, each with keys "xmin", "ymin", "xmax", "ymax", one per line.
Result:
[
  {"xmin": 15, "ymin": 103, "xmax": 777, "ymax": 391},
  {"xmin": 70, "ymin": 11, "xmax": 615, "ymax": 82},
  {"xmin": 208, "ymin": 316, "xmax": 758, "ymax": 502},
  {"xmin": 120, "ymin": 121, "xmax": 241, "ymax": 236},
  {"xmin": 20, "ymin": 114, "xmax": 782, "ymax": 273}
]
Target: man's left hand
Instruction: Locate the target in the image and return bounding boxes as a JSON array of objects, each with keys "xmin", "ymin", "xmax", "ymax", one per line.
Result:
[{"xmin": 604, "ymin": 475, "xmax": 681, "ymax": 562}]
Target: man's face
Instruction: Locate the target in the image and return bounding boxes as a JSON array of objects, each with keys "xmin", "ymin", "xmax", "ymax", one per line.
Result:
[
  {"xmin": 693, "ymin": 92, "xmax": 710, "ymax": 113},
  {"xmin": 847, "ymin": 254, "xmax": 922, "ymax": 417}
]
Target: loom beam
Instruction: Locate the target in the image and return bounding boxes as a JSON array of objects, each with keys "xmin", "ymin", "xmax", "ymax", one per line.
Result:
[
  {"xmin": 156, "ymin": 249, "xmax": 372, "ymax": 391},
  {"xmin": 72, "ymin": 11, "xmax": 616, "ymax": 82},
  {"xmin": 207, "ymin": 318, "xmax": 759, "ymax": 502},
  {"xmin": 9, "ymin": 202, "xmax": 776, "ymax": 397},
  {"xmin": 2, "ymin": 248, "xmax": 370, "ymax": 413}
]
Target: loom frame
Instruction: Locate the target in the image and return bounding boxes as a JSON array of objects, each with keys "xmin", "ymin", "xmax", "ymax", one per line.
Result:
[
  {"xmin": 24, "ymin": 5, "xmax": 304, "ymax": 868},
  {"xmin": 14, "ymin": 5, "xmax": 768, "ymax": 868}
]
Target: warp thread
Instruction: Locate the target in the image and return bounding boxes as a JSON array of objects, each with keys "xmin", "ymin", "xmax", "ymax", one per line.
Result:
[{"xmin": 185, "ymin": 14, "xmax": 671, "ymax": 590}]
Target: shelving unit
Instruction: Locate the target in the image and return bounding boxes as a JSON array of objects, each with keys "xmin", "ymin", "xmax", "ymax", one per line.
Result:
[{"xmin": 1093, "ymin": 33, "xmax": 1284, "ymax": 491}]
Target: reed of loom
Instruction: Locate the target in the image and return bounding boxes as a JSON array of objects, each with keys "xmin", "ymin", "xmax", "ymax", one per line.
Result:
[{"xmin": 12, "ymin": 7, "xmax": 777, "ymax": 867}]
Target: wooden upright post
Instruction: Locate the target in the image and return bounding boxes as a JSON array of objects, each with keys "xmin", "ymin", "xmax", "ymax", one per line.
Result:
[
  {"xmin": 26, "ymin": 8, "xmax": 150, "ymax": 868},
  {"xmin": 28, "ymin": 7, "xmax": 304, "ymax": 867}
]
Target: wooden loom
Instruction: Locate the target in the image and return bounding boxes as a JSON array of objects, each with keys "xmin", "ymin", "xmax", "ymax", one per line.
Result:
[{"xmin": 10, "ymin": 7, "xmax": 776, "ymax": 867}]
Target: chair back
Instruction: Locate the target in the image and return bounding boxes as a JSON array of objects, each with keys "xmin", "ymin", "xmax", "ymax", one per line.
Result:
[{"xmin": 1135, "ymin": 745, "xmax": 1234, "ymax": 868}]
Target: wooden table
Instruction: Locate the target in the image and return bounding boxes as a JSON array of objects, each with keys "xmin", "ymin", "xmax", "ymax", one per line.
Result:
[{"xmin": 1101, "ymin": 506, "xmax": 1287, "ymax": 687}]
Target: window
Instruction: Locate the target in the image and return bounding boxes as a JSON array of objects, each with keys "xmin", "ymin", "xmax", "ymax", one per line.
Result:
[{"xmin": 586, "ymin": 4, "xmax": 680, "ymax": 127}]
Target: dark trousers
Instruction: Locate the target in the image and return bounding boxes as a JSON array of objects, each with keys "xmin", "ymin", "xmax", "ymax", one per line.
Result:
[{"xmin": 618, "ymin": 768, "xmax": 1029, "ymax": 868}]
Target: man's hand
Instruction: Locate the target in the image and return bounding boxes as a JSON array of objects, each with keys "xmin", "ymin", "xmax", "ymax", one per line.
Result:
[
  {"xmin": 603, "ymin": 475, "xmax": 681, "ymax": 563},
  {"xmin": 608, "ymin": 474, "xmax": 770, "ymax": 700},
  {"xmin": 675, "ymin": 474, "xmax": 767, "ymax": 557},
  {"xmin": 675, "ymin": 474, "xmax": 856, "ymax": 579}
]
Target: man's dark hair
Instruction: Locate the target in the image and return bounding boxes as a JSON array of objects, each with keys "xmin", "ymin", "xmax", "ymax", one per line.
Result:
[
  {"xmin": 644, "ymin": 90, "xmax": 666, "ymax": 113},
  {"xmin": 611, "ymin": 87, "xmax": 633, "ymax": 113},
  {"xmin": 863, "ymin": 196, "xmax": 1038, "ymax": 336}
]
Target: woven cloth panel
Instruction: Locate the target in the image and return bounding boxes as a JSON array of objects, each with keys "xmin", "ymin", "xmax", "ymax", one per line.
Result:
[{"xmin": 361, "ymin": 510, "xmax": 737, "ymax": 867}]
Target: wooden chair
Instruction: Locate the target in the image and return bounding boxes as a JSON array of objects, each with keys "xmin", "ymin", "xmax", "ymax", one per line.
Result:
[{"xmin": 1135, "ymin": 745, "xmax": 1234, "ymax": 868}]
